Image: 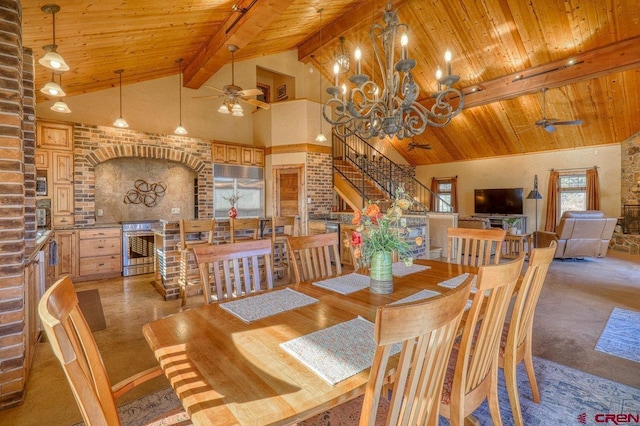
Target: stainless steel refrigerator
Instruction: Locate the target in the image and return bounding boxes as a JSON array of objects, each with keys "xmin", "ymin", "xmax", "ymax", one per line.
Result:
[{"xmin": 213, "ymin": 164, "xmax": 265, "ymax": 218}]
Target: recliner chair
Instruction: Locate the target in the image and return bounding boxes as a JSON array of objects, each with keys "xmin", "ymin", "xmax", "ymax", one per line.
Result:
[{"xmin": 534, "ymin": 210, "xmax": 616, "ymax": 259}]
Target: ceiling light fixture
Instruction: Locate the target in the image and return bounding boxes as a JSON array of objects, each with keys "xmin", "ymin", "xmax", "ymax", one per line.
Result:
[
  {"xmin": 38, "ymin": 4, "xmax": 70, "ymax": 72},
  {"xmin": 113, "ymin": 69, "xmax": 129, "ymax": 128},
  {"xmin": 174, "ymin": 59, "xmax": 187, "ymax": 135},
  {"xmin": 314, "ymin": 10, "xmax": 327, "ymax": 143},
  {"xmin": 334, "ymin": 36, "xmax": 350, "ymax": 74},
  {"xmin": 40, "ymin": 71, "xmax": 65, "ymax": 97},
  {"xmin": 322, "ymin": 1, "xmax": 464, "ymax": 140},
  {"xmin": 50, "ymin": 74, "xmax": 71, "ymax": 113}
]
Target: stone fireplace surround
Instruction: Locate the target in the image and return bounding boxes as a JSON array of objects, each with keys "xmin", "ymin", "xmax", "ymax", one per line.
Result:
[{"xmin": 613, "ymin": 132, "xmax": 640, "ymax": 255}]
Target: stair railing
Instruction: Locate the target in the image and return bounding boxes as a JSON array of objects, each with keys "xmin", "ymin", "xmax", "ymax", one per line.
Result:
[{"xmin": 332, "ymin": 131, "xmax": 453, "ymax": 213}]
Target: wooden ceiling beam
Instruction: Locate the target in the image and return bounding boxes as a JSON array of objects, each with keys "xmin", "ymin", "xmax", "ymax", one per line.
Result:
[
  {"xmin": 183, "ymin": 0, "xmax": 295, "ymax": 89},
  {"xmin": 435, "ymin": 35, "xmax": 640, "ymax": 110}
]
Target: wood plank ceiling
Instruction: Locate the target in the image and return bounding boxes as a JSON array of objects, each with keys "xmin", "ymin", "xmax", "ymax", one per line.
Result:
[{"xmin": 21, "ymin": 0, "xmax": 640, "ymax": 165}]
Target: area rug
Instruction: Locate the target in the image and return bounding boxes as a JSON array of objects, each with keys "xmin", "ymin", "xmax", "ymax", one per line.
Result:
[
  {"xmin": 440, "ymin": 356, "xmax": 640, "ymax": 425},
  {"xmin": 595, "ymin": 307, "xmax": 640, "ymax": 363},
  {"xmin": 80, "ymin": 357, "xmax": 638, "ymax": 425},
  {"xmin": 76, "ymin": 289, "xmax": 107, "ymax": 332}
]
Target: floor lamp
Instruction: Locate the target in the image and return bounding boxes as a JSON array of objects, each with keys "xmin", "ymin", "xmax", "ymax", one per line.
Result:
[{"xmin": 527, "ymin": 175, "xmax": 543, "ymax": 248}]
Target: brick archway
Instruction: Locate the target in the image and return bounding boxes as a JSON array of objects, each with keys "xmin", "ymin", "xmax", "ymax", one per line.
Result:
[{"xmin": 84, "ymin": 145, "xmax": 207, "ymax": 172}]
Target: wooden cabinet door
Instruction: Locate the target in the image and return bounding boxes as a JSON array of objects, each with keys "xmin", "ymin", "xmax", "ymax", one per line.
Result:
[
  {"xmin": 54, "ymin": 230, "xmax": 77, "ymax": 278},
  {"xmin": 52, "ymin": 151, "xmax": 73, "ymax": 184},
  {"xmin": 35, "ymin": 150, "xmax": 49, "ymax": 169},
  {"xmin": 242, "ymin": 147, "xmax": 253, "ymax": 164},
  {"xmin": 253, "ymin": 149, "xmax": 265, "ymax": 166},
  {"xmin": 226, "ymin": 145, "xmax": 240, "ymax": 164},
  {"xmin": 212, "ymin": 144, "xmax": 226, "ymax": 163},
  {"xmin": 37, "ymin": 121, "xmax": 73, "ymax": 150}
]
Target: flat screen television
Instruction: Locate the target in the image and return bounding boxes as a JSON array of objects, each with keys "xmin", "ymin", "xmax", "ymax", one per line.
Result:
[{"xmin": 474, "ymin": 188, "xmax": 524, "ymax": 215}]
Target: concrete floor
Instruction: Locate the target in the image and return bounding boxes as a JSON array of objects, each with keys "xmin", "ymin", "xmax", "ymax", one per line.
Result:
[{"xmin": 1, "ymin": 251, "xmax": 639, "ymax": 425}]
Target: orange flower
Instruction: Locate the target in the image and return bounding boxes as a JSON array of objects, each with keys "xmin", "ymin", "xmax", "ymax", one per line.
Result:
[
  {"xmin": 365, "ymin": 203, "xmax": 381, "ymax": 218},
  {"xmin": 353, "ymin": 247, "xmax": 361, "ymax": 259},
  {"xmin": 352, "ymin": 209, "xmax": 362, "ymax": 225},
  {"xmin": 415, "ymin": 236, "xmax": 423, "ymax": 246}
]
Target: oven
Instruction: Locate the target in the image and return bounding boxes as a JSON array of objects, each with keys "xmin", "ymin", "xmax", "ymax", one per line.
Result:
[{"xmin": 121, "ymin": 221, "xmax": 160, "ymax": 276}]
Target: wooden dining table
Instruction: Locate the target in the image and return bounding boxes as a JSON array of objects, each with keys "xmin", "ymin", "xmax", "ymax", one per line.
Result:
[{"xmin": 142, "ymin": 259, "xmax": 477, "ymax": 425}]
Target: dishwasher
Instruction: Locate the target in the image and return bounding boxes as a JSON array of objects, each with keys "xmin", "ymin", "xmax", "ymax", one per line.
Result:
[{"xmin": 325, "ymin": 221, "xmax": 341, "ymax": 263}]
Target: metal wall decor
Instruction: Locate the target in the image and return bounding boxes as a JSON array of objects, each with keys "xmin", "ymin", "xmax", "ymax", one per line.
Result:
[{"xmin": 124, "ymin": 179, "xmax": 166, "ymax": 207}]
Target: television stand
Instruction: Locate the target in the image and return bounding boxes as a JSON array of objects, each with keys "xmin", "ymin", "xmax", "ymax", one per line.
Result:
[{"xmin": 471, "ymin": 214, "xmax": 527, "ymax": 233}]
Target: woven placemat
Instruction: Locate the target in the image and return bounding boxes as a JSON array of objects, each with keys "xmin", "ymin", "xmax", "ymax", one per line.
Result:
[
  {"xmin": 219, "ymin": 288, "xmax": 318, "ymax": 323},
  {"xmin": 437, "ymin": 273, "xmax": 479, "ymax": 293},
  {"xmin": 312, "ymin": 273, "xmax": 370, "ymax": 295},
  {"xmin": 391, "ymin": 289, "xmax": 441, "ymax": 305},
  {"xmin": 391, "ymin": 262, "xmax": 431, "ymax": 277},
  {"xmin": 280, "ymin": 316, "xmax": 401, "ymax": 386}
]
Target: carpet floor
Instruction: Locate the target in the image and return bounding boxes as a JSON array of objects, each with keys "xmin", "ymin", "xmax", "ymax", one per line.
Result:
[{"xmin": 595, "ymin": 307, "xmax": 640, "ymax": 363}]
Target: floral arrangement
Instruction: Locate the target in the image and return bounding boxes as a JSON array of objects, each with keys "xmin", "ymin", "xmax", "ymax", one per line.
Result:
[
  {"xmin": 346, "ymin": 186, "xmax": 422, "ymax": 268},
  {"xmin": 223, "ymin": 191, "xmax": 242, "ymax": 206}
]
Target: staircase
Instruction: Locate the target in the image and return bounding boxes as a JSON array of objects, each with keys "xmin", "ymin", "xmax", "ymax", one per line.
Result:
[{"xmin": 331, "ymin": 132, "xmax": 450, "ymax": 213}]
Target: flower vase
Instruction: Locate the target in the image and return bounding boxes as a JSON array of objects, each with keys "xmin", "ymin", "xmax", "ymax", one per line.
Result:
[
  {"xmin": 369, "ymin": 251, "xmax": 393, "ymax": 294},
  {"xmin": 228, "ymin": 206, "xmax": 237, "ymax": 218}
]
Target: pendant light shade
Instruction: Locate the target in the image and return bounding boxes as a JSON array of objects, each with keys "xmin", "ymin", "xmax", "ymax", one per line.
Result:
[
  {"xmin": 113, "ymin": 69, "xmax": 129, "ymax": 128},
  {"xmin": 39, "ymin": 5, "xmax": 70, "ymax": 72},
  {"xmin": 51, "ymin": 100, "xmax": 71, "ymax": 113},
  {"xmin": 231, "ymin": 103, "xmax": 244, "ymax": 117},
  {"xmin": 174, "ymin": 58, "xmax": 187, "ymax": 135},
  {"xmin": 41, "ymin": 75, "xmax": 65, "ymax": 97}
]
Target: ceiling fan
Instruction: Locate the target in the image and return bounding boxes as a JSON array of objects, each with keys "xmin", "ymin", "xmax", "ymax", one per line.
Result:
[
  {"xmin": 194, "ymin": 45, "xmax": 270, "ymax": 115},
  {"xmin": 407, "ymin": 141, "xmax": 432, "ymax": 151},
  {"xmin": 533, "ymin": 88, "xmax": 582, "ymax": 133}
]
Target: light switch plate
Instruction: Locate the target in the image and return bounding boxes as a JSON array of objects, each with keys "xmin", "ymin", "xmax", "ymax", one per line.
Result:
[
  {"xmin": 171, "ymin": 207, "xmax": 180, "ymax": 215},
  {"xmin": 97, "ymin": 209, "xmax": 104, "ymax": 217}
]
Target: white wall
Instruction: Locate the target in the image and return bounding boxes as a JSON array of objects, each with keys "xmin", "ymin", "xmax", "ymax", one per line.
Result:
[
  {"xmin": 415, "ymin": 144, "xmax": 621, "ymax": 233},
  {"xmin": 36, "ymin": 50, "xmax": 321, "ymax": 145}
]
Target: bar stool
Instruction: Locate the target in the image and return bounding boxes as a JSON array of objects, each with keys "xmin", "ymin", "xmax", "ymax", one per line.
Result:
[
  {"xmin": 271, "ymin": 216, "xmax": 299, "ymax": 282},
  {"xmin": 178, "ymin": 218, "xmax": 215, "ymax": 306},
  {"xmin": 229, "ymin": 217, "xmax": 259, "ymax": 243}
]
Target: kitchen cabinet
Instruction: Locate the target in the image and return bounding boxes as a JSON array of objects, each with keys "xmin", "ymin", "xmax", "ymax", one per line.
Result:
[
  {"xmin": 54, "ymin": 229, "xmax": 77, "ymax": 279},
  {"xmin": 52, "ymin": 184, "xmax": 75, "ymax": 227},
  {"xmin": 212, "ymin": 143, "xmax": 264, "ymax": 167},
  {"xmin": 78, "ymin": 228, "xmax": 122, "ymax": 280},
  {"xmin": 242, "ymin": 147, "xmax": 265, "ymax": 166},
  {"xmin": 37, "ymin": 121, "xmax": 73, "ymax": 150},
  {"xmin": 24, "ymin": 254, "xmax": 42, "ymax": 379},
  {"xmin": 35, "ymin": 150, "xmax": 49, "ymax": 168},
  {"xmin": 52, "ymin": 151, "xmax": 73, "ymax": 184}
]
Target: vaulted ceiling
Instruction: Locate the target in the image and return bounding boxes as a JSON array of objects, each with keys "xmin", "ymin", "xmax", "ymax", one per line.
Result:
[{"xmin": 22, "ymin": 0, "xmax": 640, "ymax": 165}]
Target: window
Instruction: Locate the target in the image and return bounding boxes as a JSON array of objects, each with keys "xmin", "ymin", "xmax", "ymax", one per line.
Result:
[
  {"xmin": 558, "ymin": 173, "xmax": 586, "ymax": 217},
  {"xmin": 435, "ymin": 181, "xmax": 453, "ymax": 213}
]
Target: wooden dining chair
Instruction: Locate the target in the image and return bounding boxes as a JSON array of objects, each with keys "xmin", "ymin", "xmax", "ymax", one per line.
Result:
[
  {"xmin": 499, "ymin": 241, "xmax": 556, "ymax": 425},
  {"xmin": 286, "ymin": 232, "xmax": 342, "ymax": 284},
  {"xmin": 38, "ymin": 276, "xmax": 190, "ymax": 426},
  {"xmin": 298, "ymin": 274, "xmax": 475, "ymax": 426},
  {"xmin": 193, "ymin": 238, "xmax": 273, "ymax": 303},
  {"xmin": 229, "ymin": 217, "xmax": 260, "ymax": 243},
  {"xmin": 439, "ymin": 253, "xmax": 525, "ymax": 426},
  {"xmin": 446, "ymin": 227, "xmax": 506, "ymax": 267},
  {"xmin": 178, "ymin": 218, "xmax": 216, "ymax": 306},
  {"xmin": 271, "ymin": 215, "xmax": 299, "ymax": 282}
]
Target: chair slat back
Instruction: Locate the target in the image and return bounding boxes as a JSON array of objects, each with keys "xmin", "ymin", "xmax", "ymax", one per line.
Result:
[
  {"xmin": 361, "ymin": 276, "xmax": 474, "ymax": 426},
  {"xmin": 509, "ymin": 241, "xmax": 556, "ymax": 352},
  {"xmin": 193, "ymin": 239, "xmax": 273, "ymax": 303},
  {"xmin": 179, "ymin": 219, "xmax": 215, "ymax": 249},
  {"xmin": 230, "ymin": 217, "xmax": 259, "ymax": 243},
  {"xmin": 271, "ymin": 216, "xmax": 299, "ymax": 241},
  {"xmin": 447, "ymin": 227, "xmax": 506, "ymax": 267},
  {"xmin": 38, "ymin": 276, "xmax": 118, "ymax": 426},
  {"xmin": 457, "ymin": 254, "xmax": 525, "ymax": 395},
  {"xmin": 286, "ymin": 232, "xmax": 341, "ymax": 283}
]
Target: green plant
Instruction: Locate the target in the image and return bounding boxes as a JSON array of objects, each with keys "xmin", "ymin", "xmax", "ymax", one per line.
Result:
[
  {"xmin": 504, "ymin": 217, "xmax": 520, "ymax": 227},
  {"xmin": 346, "ymin": 186, "xmax": 421, "ymax": 268}
]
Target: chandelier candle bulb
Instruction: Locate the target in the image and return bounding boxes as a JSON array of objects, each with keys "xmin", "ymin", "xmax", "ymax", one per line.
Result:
[
  {"xmin": 445, "ymin": 50, "xmax": 452, "ymax": 76},
  {"xmin": 355, "ymin": 47, "xmax": 362, "ymax": 74},
  {"xmin": 333, "ymin": 63, "xmax": 339, "ymax": 86},
  {"xmin": 401, "ymin": 34, "xmax": 408, "ymax": 60}
]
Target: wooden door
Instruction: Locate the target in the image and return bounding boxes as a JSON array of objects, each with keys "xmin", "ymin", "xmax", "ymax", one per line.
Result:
[{"xmin": 274, "ymin": 166, "xmax": 305, "ymax": 230}]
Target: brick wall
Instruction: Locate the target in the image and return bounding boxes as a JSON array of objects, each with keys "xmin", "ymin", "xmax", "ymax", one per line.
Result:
[
  {"xmin": 306, "ymin": 152, "xmax": 333, "ymax": 216},
  {"xmin": 0, "ymin": 0, "xmax": 28, "ymax": 409},
  {"xmin": 72, "ymin": 124, "xmax": 213, "ymax": 224}
]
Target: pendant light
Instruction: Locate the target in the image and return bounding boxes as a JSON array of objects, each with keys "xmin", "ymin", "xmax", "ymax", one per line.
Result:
[
  {"xmin": 314, "ymin": 9, "xmax": 327, "ymax": 143},
  {"xmin": 113, "ymin": 69, "xmax": 129, "ymax": 128},
  {"xmin": 39, "ymin": 4, "xmax": 70, "ymax": 72},
  {"xmin": 50, "ymin": 74, "xmax": 71, "ymax": 113},
  {"xmin": 40, "ymin": 71, "xmax": 65, "ymax": 97},
  {"xmin": 174, "ymin": 59, "xmax": 187, "ymax": 135}
]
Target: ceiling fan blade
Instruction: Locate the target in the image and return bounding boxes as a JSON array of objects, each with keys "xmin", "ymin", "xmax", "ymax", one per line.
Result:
[
  {"xmin": 544, "ymin": 124, "xmax": 557, "ymax": 133},
  {"xmin": 548, "ymin": 119, "xmax": 583, "ymax": 126},
  {"xmin": 203, "ymin": 85, "xmax": 225, "ymax": 93},
  {"xmin": 239, "ymin": 88, "xmax": 263, "ymax": 97},
  {"xmin": 240, "ymin": 97, "xmax": 271, "ymax": 110},
  {"xmin": 192, "ymin": 94, "xmax": 224, "ymax": 99}
]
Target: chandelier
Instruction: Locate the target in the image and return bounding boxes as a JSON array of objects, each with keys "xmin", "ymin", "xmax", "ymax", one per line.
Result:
[{"xmin": 322, "ymin": 1, "xmax": 464, "ymax": 140}]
